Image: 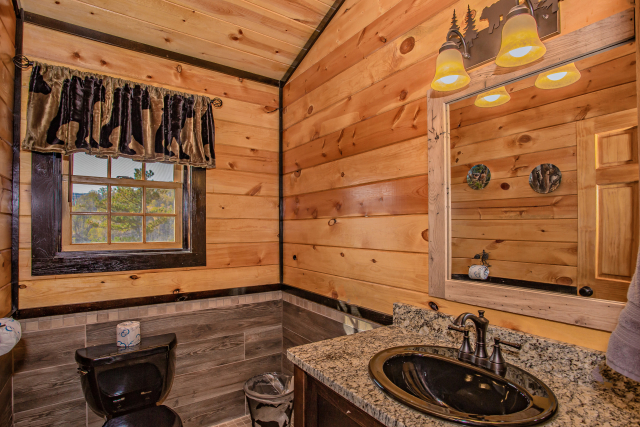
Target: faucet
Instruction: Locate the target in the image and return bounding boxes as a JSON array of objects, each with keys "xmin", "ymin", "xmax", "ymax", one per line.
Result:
[{"xmin": 448, "ymin": 310, "xmax": 522, "ymax": 376}]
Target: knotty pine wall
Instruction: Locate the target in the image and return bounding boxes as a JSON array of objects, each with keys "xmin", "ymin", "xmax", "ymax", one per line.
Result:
[
  {"xmin": 450, "ymin": 45, "xmax": 637, "ymax": 302},
  {"xmin": 18, "ymin": 24, "xmax": 280, "ymax": 310},
  {"xmin": 282, "ymin": 0, "xmax": 634, "ymax": 351},
  {"xmin": 0, "ymin": 2, "xmax": 13, "ymax": 427},
  {"xmin": 0, "ymin": 0, "xmax": 12, "ymax": 320}
]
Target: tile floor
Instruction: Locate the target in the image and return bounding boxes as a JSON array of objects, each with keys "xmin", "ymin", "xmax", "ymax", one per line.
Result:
[{"xmin": 211, "ymin": 415, "xmax": 252, "ymax": 427}]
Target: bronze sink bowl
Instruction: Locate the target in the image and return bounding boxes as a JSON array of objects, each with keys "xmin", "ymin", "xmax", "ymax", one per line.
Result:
[{"xmin": 369, "ymin": 346, "xmax": 557, "ymax": 426}]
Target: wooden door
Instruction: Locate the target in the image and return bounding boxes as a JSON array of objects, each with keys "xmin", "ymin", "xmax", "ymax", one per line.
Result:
[{"xmin": 578, "ymin": 109, "xmax": 639, "ymax": 301}]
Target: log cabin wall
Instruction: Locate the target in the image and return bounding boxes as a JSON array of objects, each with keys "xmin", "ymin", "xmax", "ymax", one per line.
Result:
[
  {"xmin": 449, "ymin": 44, "xmax": 637, "ymax": 302},
  {"xmin": 282, "ymin": 0, "xmax": 634, "ymax": 352},
  {"xmin": 17, "ymin": 24, "xmax": 280, "ymax": 310},
  {"xmin": 0, "ymin": 1, "xmax": 13, "ymax": 426}
]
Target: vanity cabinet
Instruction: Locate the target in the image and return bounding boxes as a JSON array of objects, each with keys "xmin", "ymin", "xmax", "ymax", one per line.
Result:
[{"xmin": 294, "ymin": 366, "xmax": 386, "ymax": 427}]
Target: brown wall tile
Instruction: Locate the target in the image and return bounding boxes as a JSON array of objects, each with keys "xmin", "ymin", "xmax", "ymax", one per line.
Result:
[
  {"xmin": 174, "ymin": 390, "xmax": 245, "ymax": 427},
  {"xmin": 282, "ymin": 326, "xmax": 312, "ymax": 375},
  {"xmin": 283, "ymin": 302, "xmax": 349, "ymax": 343},
  {"xmin": 0, "ymin": 378, "xmax": 11, "ymax": 427},
  {"xmin": 245, "ymin": 325, "xmax": 282, "ymax": 359},
  {"xmin": 176, "ymin": 334, "xmax": 244, "ymax": 376},
  {"xmin": 14, "ymin": 363, "xmax": 83, "ymax": 413},
  {"xmin": 86, "ymin": 300, "xmax": 283, "ymax": 347},
  {"xmin": 14, "ymin": 398, "xmax": 86, "ymax": 427},
  {"xmin": 0, "ymin": 351, "xmax": 11, "ymax": 395},
  {"xmin": 14, "ymin": 326, "xmax": 85, "ymax": 374},
  {"xmin": 166, "ymin": 354, "xmax": 281, "ymax": 408}
]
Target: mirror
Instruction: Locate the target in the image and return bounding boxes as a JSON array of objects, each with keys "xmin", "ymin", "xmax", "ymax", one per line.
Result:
[{"xmin": 447, "ymin": 43, "xmax": 637, "ymax": 303}]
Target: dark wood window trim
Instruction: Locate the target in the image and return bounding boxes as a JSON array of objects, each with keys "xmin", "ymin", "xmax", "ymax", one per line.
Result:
[{"xmin": 30, "ymin": 152, "xmax": 206, "ymax": 276}]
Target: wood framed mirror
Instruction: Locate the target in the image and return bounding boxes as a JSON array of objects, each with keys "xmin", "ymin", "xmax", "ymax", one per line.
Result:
[{"xmin": 427, "ymin": 9, "xmax": 636, "ymax": 332}]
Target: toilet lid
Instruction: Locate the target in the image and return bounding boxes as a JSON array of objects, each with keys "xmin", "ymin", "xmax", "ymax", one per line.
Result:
[{"xmin": 103, "ymin": 406, "xmax": 182, "ymax": 427}]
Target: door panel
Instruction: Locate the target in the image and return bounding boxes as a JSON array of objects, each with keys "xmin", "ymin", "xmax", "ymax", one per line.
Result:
[{"xmin": 577, "ymin": 109, "xmax": 639, "ymax": 301}]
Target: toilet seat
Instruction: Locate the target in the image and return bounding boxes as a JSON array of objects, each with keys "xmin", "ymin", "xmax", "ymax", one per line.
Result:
[{"xmin": 102, "ymin": 405, "xmax": 182, "ymax": 427}]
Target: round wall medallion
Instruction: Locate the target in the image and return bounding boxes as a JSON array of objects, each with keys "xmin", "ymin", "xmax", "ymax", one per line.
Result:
[
  {"xmin": 529, "ymin": 163, "xmax": 562, "ymax": 194},
  {"xmin": 212, "ymin": 98, "xmax": 223, "ymax": 108},
  {"xmin": 466, "ymin": 164, "xmax": 491, "ymax": 190}
]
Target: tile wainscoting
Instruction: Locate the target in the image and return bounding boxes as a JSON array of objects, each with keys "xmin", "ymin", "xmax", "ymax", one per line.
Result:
[
  {"xmin": 14, "ymin": 291, "xmax": 283, "ymax": 427},
  {"xmin": 8, "ymin": 289, "xmax": 381, "ymax": 427}
]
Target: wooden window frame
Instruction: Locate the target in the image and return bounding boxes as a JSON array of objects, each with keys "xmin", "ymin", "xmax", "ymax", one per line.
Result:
[
  {"xmin": 62, "ymin": 156, "xmax": 183, "ymax": 251},
  {"xmin": 427, "ymin": 10, "xmax": 634, "ymax": 332},
  {"xmin": 30, "ymin": 152, "xmax": 206, "ymax": 276}
]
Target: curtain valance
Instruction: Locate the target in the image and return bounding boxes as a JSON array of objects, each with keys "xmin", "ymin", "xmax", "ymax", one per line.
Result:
[{"xmin": 22, "ymin": 62, "xmax": 216, "ymax": 168}]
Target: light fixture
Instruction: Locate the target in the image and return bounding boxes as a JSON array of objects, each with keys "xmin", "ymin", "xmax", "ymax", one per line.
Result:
[
  {"xmin": 496, "ymin": 0, "xmax": 546, "ymax": 68},
  {"xmin": 535, "ymin": 63, "xmax": 581, "ymax": 89},
  {"xmin": 431, "ymin": 29, "xmax": 471, "ymax": 92},
  {"xmin": 474, "ymin": 86, "xmax": 511, "ymax": 108}
]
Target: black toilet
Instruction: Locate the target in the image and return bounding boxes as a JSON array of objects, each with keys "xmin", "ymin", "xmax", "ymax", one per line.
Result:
[{"xmin": 75, "ymin": 333, "xmax": 182, "ymax": 427}]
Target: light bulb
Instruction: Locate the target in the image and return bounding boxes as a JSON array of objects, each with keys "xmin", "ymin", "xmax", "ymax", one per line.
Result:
[
  {"xmin": 483, "ymin": 95, "xmax": 500, "ymax": 102},
  {"xmin": 438, "ymin": 75, "xmax": 460, "ymax": 85},
  {"xmin": 547, "ymin": 71, "xmax": 567, "ymax": 81},
  {"xmin": 509, "ymin": 46, "xmax": 533, "ymax": 58}
]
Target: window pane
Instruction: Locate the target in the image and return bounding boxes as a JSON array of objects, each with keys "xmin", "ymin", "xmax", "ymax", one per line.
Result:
[
  {"xmin": 146, "ymin": 216, "xmax": 175, "ymax": 242},
  {"xmin": 146, "ymin": 188, "xmax": 175, "ymax": 213},
  {"xmin": 72, "ymin": 153, "xmax": 107, "ymax": 178},
  {"xmin": 112, "ymin": 157, "xmax": 144, "ymax": 180},
  {"xmin": 111, "ymin": 216, "xmax": 143, "ymax": 242},
  {"xmin": 71, "ymin": 215, "xmax": 107, "ymax": 243},
  {"xmin": 111, "ymin": 187, "xmax": 142, "ymax": 213},
  {"xmin": 146, "ymin": 162, "xmax": 176, "ymax": 182},
  {"xmin": 72, "ymin": 184, "xmax": 107, "ymax": 212}
]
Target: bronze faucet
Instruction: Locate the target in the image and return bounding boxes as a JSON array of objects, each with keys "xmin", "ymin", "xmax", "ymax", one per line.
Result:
[{"xmin": 448, "ymin": 310, "xmax": 521, "ymax": 376}]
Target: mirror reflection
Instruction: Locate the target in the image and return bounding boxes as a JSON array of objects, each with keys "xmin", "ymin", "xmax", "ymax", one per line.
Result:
[{"xmin": 448, "ymin": 43, "xmax": 637, "ymax": 302}]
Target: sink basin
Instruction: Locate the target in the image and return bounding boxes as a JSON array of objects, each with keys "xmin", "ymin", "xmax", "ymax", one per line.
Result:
[{"xmin": 369, "ymin": 346, "xmax": 557, "ymax": 426}]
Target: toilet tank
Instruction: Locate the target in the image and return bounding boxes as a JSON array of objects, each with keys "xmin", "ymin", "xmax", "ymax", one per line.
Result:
[{"xmin": 75, "ymin": 333, "xmax": 177, "ymax": 418}]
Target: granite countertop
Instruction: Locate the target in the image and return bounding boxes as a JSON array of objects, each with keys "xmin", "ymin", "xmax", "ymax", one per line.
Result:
[{"xmin": 287, "ymin": 304, "xmax": 640, "ymax": 427}]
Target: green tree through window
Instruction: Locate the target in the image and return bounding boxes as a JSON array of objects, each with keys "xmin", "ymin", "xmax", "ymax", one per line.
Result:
[{"xmin": 69, "ymin": 157, "xmax": 180, "ymax": 247}]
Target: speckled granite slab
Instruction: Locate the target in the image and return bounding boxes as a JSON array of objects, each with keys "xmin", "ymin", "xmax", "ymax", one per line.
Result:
[{"xmin": 287, "ymin": 303, "xmax": 640, "ymax": 427}]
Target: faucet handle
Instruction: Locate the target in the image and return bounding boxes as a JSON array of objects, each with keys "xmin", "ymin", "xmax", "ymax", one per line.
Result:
[
  {"xmin": 496, "ymin": 337, "xmax": 522, "ymax": 350},
  {"xmin": 449, "ymin": 325, "xmax": 473, "ymax": 355}
]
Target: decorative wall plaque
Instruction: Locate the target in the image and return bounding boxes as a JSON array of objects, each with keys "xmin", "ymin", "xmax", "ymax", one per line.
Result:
[
  {"xmin": 448, "ymin": 0, "xmax": 560, "ymax": 70},
  {"xmin": 467, "ymin": 164, "xmax": 491, "ymax": 190},
  {"xmin": 529, "ymin": 163, "xmax": 562, "ymax": 194}
]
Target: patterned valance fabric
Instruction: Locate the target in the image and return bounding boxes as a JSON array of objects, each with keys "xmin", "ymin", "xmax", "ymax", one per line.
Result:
[{"xmin": 22, "ymin": 62, "xmax": 216, "ymax": 168}]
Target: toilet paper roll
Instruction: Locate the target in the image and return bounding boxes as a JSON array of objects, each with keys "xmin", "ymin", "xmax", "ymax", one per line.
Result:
[
  {"xmin": 0, "ymin": 318, "xmax": 21, "ymax": 356},
  {"xmin": 117, "ymin": 321, "xmax": 141, "ymax": 347},
  {"xmin": 468, "ymin": 265, "xmax": 490, "ymax": 280}
]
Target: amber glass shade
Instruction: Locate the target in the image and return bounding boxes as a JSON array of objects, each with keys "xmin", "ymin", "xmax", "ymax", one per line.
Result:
[
  {"xmin": 431, "ymin": 48, "xmax": 470, "ymax": 92},
  {"xmin": 474, "ymin": 86, "xmax": 511, "ymax": 108},
  {"xmin": 496, "ymin": 14, "xmax": 546, "ymax": 67},
  {"xmin": 535, "ymin": 63, "xmax": 581, "ymax": 89}
]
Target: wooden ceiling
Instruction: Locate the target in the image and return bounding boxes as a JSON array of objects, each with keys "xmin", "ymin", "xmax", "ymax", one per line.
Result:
[{"xmin": 20, "ymin": 0, "xmax": 337, "ymax": 82}]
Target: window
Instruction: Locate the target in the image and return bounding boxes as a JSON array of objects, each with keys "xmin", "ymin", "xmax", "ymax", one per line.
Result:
[
  {"xmin": 30, "ymin": 152, "xmax": 206, "ymax": 276},
  {"xmin": 63, "ymin": 153, "xmax": 183, "ymax": 251}
]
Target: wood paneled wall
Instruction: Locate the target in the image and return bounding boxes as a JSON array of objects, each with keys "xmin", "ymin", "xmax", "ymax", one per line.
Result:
[
  {"xmin": 0, "ymin": 2, "xmax": 14, "ymax": 427},
  {"xmin": 0, "ymin": 0, "xmax": 13, "ymax": 320},
  {"xmin": 282, "ymin": 0, "xmax": 633, "ymax": 351},
  {"xmin": 450, "ymin": 45, "xmax": 637, "ymax": 302},
  {"xmin": 18, "ymin": 24, "xmax": 280, "ymax": 309}
]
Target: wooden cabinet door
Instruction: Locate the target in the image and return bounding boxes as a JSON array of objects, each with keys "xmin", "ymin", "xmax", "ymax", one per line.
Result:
[{"xmin": 578, "ymin": 109, "xmax": 639, "ymax": 301}]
